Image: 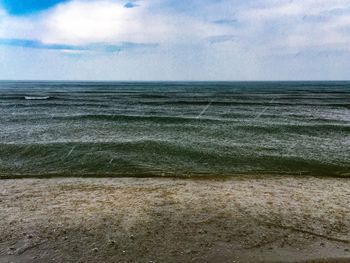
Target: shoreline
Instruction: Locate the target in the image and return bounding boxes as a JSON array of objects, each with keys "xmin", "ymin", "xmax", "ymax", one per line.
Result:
[
  {"xmin": 1, "ymin": 176, "xmax": 350, "ymax": 262},
  {"xmin": 1, "ymin": 172, "xmax": 349, "ymax": 180}
]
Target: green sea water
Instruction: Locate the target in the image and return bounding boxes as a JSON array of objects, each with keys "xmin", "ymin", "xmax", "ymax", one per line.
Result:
[{"xmin": 0, "ymin": 81, "xmax": 349, "ymax": 178}]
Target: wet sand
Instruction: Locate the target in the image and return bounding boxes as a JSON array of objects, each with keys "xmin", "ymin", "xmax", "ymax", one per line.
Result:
[{"xmin": 1, "ymin": 176, "xmax": 350, "ymax": 263}]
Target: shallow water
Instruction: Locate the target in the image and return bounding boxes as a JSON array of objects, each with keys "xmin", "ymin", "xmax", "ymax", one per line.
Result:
[{"xmin": 0, "ymin": 81, "xmax": 349, "ymax": 177}]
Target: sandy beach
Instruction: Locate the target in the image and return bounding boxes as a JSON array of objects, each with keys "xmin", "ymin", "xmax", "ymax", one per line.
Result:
[{"xmin": 1, "ymin": 176, "xmax": 350, "ymax": 263}]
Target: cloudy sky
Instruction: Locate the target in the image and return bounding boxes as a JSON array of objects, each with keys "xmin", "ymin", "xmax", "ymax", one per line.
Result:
[{"xmin": 0, "ymin": 0, "xmax": 350, "ymax": 80}]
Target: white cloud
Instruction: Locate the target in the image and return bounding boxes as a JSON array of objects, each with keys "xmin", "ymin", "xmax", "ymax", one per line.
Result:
[
  {"xmin": 0, "ymin": 0, "xmax": 230, "ymax": 46},
  {"xmin": 1, "ymin": 0, "xmax": 348, "ymax": 53},
  {"xmin": 231, "ymin": 0, "xmax": 350, "ymax": 54},
  {"xmin": 1, "ymin": 0, "xmax": 350, "ymax": 80},
  {"xmin": 42, "ymin": 0, "xmax": 150, "ymax": 44}
]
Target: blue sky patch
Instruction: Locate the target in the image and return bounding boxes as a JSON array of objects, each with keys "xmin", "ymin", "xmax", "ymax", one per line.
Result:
[
  {"xmin": 213, "ymin": 19, "xmax": 238, "ymax": 25},
  {"xmin": 0, "ymin": 38, "xmax": 82, "ymax": 50},
  {"xmin": 0, "ymin": 38, "xmax": 158, "ymax": 53},
  {"xmin": 124, "ymin": 2, "xmax": 139, "ymax": 8},
  {"xmin": 206, "ymin": 35, "xmax": 236, "ymax": 44},
  {"xmin": 1, "ymin": 0, "xmax": 67, "ymax": 15}
]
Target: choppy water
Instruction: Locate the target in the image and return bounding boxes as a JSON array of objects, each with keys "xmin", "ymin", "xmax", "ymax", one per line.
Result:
[{"xmin": 0, "ymin": 81, "xmax": 349, "ymax": 178}]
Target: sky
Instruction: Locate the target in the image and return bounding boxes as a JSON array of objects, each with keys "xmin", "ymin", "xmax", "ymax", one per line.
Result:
[{"xmin": 0, "ymin": 0, "xmax": 350, "ymax": 80}]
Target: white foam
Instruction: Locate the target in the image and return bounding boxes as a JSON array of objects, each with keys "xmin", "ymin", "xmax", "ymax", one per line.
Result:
[{"xmin": 25, "ymin": 96, "xmax": 50, "ymax": 100}]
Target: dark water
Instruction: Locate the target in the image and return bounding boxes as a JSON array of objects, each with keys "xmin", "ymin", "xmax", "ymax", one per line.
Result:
[{"xmin": 0, "ymin": 81, "xmax": 349, "ymax": 178}]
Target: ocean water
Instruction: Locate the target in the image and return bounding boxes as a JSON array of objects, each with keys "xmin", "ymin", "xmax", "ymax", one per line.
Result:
[{"xmin": 0, "ymin": 81, "xmax": 349, "ymax": 178}]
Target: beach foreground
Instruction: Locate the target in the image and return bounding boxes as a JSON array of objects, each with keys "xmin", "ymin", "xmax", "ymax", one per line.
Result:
[{"xmin": 1, "ymin": 176, "xmax": 350, "ymax": 263}]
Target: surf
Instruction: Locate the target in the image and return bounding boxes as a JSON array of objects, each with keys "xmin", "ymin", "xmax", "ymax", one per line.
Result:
[{"xmin": 24, "ymin": 96, "xmax": 50, "ymax": 100}]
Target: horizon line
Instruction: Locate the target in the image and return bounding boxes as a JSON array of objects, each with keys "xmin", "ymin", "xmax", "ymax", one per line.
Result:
[{"xmin": 1, "ymin": 80, "xmax": 350, "ymax": 82}]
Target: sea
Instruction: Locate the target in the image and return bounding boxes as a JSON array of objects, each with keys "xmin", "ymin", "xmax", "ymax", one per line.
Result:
[{"xmin": 0, "ymin": 81, "xmax": 349, "ymax": 178}]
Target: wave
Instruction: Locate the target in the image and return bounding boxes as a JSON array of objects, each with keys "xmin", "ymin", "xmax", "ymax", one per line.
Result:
[
  {"xmin": 2, "ymin": 112, "xmax": 348, "ymax": 133},
  {"xmin": 56, "ymin": 114, "xmax": 221, "ymax": 123},
  {"xmin": 0, "ymin": 141, "xmax": 349, "ymax": 178},
  {"xmin": 129, "ymin": 100, "xmax": 350, "ymax": 109},
  {"xmin": 42, "ymin": 114, "xmax": 350, "ymax": 128},
  {"xmin": 24, "ymin": 96, "xmax": 50, "ymax": 100}
]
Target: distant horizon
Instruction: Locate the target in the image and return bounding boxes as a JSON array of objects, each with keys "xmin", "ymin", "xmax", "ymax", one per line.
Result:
[{"xmin": 1, "ymin": 79, "xmax": 350, "ymax": 83}]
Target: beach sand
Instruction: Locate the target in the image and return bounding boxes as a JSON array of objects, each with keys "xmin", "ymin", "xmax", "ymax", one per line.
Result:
[{"xmin": 1, "ymin": 176, "xmax": 350, "ymax": 263}]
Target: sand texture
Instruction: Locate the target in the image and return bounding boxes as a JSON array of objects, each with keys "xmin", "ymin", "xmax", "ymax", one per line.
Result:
[{"xmin": 1, "ymin": 176, "xmax": 350, "ymax": 263}]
